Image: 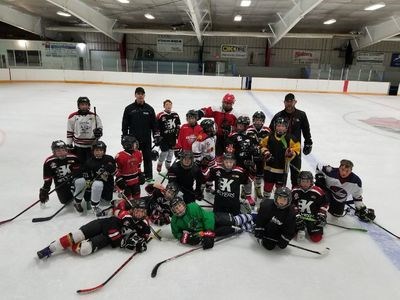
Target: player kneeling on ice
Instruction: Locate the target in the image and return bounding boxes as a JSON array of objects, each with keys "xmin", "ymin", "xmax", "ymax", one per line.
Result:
[
  {"xmin": 315, "ymin": 159, "xmax": 375, "ymax": 222},
  {"xmin": 292, "ymin": 171, "xmax": 329, "ymax": 242},
  {"xmin": 170, "ymin": 196, "xmax": 254, "ymax": 250},
  {"xmin": 254, "ymin": 187, "xmax": 296, "ymax": 250},
  {"xmin": 37, "ymin": 199, "xmax": 150, "ymax": 259}
]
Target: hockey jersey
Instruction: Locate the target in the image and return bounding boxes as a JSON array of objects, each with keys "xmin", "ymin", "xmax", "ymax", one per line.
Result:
[
  {"xmin": 67, "ymin": 111, "xmax": 102, "ymax": 148},
  {"xmin": 291, "ymin": 185, "xmax": 328, "ymax": 219},
  {"xmin": 199, "ymin": 106, "xmax": 238, "ymax": 137},
  {"xmin": 176, "ymin": 123, "xmax": 203, "ymax": 151},
  {"xmin": 42, "ymin": 154, "xmax": 81, "ymax": 190},
  {"xmin": 115, "ymin": 150, "xmax": 143, "ymax": 186},
  {"xmin": 156, "ymin": 110, "xmax": 181, "ymax": 146}
]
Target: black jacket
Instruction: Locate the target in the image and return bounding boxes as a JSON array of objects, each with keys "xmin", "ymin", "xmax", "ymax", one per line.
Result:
[
  {"xmin": 122, "ymin": 101, "xmax": 157, "ymax": 143},
  {"xmin": 269, "ymin": 109, "xmax": 311, "ymax": 144}
]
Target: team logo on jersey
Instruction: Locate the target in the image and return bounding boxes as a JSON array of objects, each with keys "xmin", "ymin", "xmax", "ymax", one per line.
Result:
[
  {"xmin": 298, "ymin": 199, "xmax": 313, "ymax": 213},
  {"xmin": 50, "ymin": 162, "xmax": 57, "ymax": 169},
  {"xmin": 271, "ymin": 216, "xmax": 283, "ymax": 226},
  {"xmin": 218, "ymin": 178, "xmax": 234, "ymax": 192},
  {"xmin": 166, "ymin": 118, "xmax": 176, "ymax": 129},
  {"xmin": 330, "ymin": 186, "xmax": 348, "ymax": 201},
  {"xmin": 186, "ymin": 134, "xmax": 197, "ymax": 144}
]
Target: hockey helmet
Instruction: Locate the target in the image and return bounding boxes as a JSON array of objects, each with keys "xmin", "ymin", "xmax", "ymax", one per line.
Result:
[
  {"xmin": 200, "ymin": 119, "xmax": 216, "ymax": 137},
  {"xmin": 274, "ymin": 117, "xmax": 288, "ymax": 135},
  {"xmin": 274, "ymin": 187, "xmax": 292, "ymax": 209},
  {"xmin": 237, "ymin": 115, "xmax": 250, "ymax": 127},
  {"xmin": 51, "ymin": 140, "xmax": 67, "ymax": 152},
  {"xmin": 180, "ymin": 150, "xmax": 194, "ymax": 169},
  {"xmin": 222, "ymin": 152, "xmax": 236, "ymax": 171},
  {"xmin": 170, "ymin": 196, "xmax": 186, "ymax": 217},
  {"xmin": 298, "ymin": 171, "xmax": 314, "ymax": 190},
  {"xmin": 151, "ymin": 149, "xmax": 160, "ymax": 161},
  {"xmin": 165, "ymin": 181, "xmax": 179, "ymax": 200},
  {"xmin": 121, "ymin": 135, "xmax": 139, "ymax": 152},
  {"xmin": 77, "ymin": 96, "xmax": 90, "ymax": 108},
  {"xmin": 92, "ymin": 140, "xmax": 107, "ymax": 152},
  {"xmin": 131, "ymin": 198, "xmax": 147, "ymax": 219},
  {"xmin": 186, "ymin": 109, "xmax": 198, "ymax": 120},
  {"xmin": 222, "ymin": 93, "xmax": 235, "ymax": 104},
  {"xmin": 252, "ymin": 111, "xmax": 266, "ymax": 123}
]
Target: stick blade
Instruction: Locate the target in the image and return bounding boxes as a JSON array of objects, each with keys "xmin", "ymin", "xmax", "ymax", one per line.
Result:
[
  {"xmin": 151, "ymin": 262, "xmax": 163, "ymax": 278},
  {"xmin": 318, "ymin": 247, "xmax": 330, "ymax": 256},
  {"xmin": 76, "ymin": 284, "xmax": 103, "ymax": 294},
  {"xmin": 32, "ymin": 217, "xmax": 52, "ymax": 223}
]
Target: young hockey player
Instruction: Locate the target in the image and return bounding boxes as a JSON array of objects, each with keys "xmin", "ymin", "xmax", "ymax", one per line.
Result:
[
  {"xmin": 66, "ymin": 96, "xmax": 103, "ymax": 163},
  {"xmin": 197, "ymin": 93, "xmax": 238, "ymax": 157},
  {"xmin": 156, "ymin": 99, "xmax": 181, "ymax": 173},
  {"xmin": 39, "ymin": 140, "xmax": 81, "ymax": 206},
  {"xmin": 115, "ymin": 136, "xmax": 146, "ymax": 200},
  {"xmin": 291, "ymin": 171, "xmax": 328, "ymax": 242},
  {"xmin": 315, "ymin": 159, "xmax": 376, "ymax": 222},
  {"xmin": 192, "ymin": 119, "xmax": 217, "ymax": 193},
  {"xmin": 175, "ymin": 110, "xmax": 202, "ymax": 155},
  {"xmin": 246, "ymin": 111, "xmax": 271, "ymax": 199},
  {"xmin": 170, "ymin": 196, "xmax": 253, "ymax": 249},
  {"xmin": 37, "ymin": 199, "xmax": 150, "ymax": 259},
  {"xmin": 269, "ymin": 93, "xmax": 312, "ymax": 186},
  {"xmin": 167, "ymin": 150, "xmax": 203, "ymax": 203},
  {"xmin": 260, "ymin": 117, "xmax": 300, "ymax": 198},
  {"xmin": 144, "ymin": 181, "xmax": 179, "ymax": 226},
  {"xmin": 73, "ymin": 141, "xmax": 116, "ymax": 215},
  {"xmin": 202, "ymin": 152, "xmax": 250, "ymax": 215},
  {"xmin": 225, "ymin": 115, "xmax": 259, "ymax": 206},
  {"xmin": 254, "ymin": 187, "xmax": 296, "ymax": 250}
]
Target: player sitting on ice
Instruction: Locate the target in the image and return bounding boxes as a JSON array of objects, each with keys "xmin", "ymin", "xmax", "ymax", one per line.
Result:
[
  {"xmin": 315, "ymin": 159, "xmax": 375, "ymax": 222},
  {"xmin": 73, "ymin": 141, "xmax": 116, "ymax": 215},
  {"xmin": 291, "ymin": 171, "xmax": 329, "ymax": 242},
  {"xmin": 254, "ymin": 187, "xmax": 296, "ymax": 250},
  {"xmin": 39, "ymin": 140, "xmax": 81, "ymax": 206},
  {"xmin": 144, "ymin": 181, "xmax": 179, "ymax": 226},
  {"xmin": 37, "ymin": 199, "xmax": 150, "ymax": 259},
  {"xmin": 115, "ymin": 135, "xmax": 146, "ymax": 200},
  {"xmin": 169, "ymin": 196, "xmax": 253, "ymax": 250}
]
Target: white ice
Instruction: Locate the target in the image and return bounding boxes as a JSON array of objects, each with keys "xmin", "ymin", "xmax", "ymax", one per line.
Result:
[{"xmin": 0, "ymin": 83, "xmax": 399, "ymax": 300}]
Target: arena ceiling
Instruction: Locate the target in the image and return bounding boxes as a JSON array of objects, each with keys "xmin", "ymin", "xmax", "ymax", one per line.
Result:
[{"xmin": 0, "ymin": 0, "xmax": 400, "ymax": 49}]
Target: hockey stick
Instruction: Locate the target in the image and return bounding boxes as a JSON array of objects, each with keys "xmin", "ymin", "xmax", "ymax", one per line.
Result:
[
  {"xmin": 0, "ymin": 182, "xmax": 66, "ymax": 225},
  {"xmin": 76, "ymin": 231, "xmax": 159, "ymax": 294},
  {"xmin": 300, "ymin": 215, "xmax": 367, "ymax": 232},
  {"xmin": 346, "ymin": 205, "xmax": 399, "ymax": 239},
  {"xmin": 151, "ymin": 231, "xmax": 240, "ymax": 278},
  {"xmin": 265, "ymin": 237, "xmax": 330, "ymax": 256}
]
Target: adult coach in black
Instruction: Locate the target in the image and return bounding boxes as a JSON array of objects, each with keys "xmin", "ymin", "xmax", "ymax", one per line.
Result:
[
  {"xmin": 269, "ymin": 93, "xmax": 312, "ymax": 186},
  {"xmin": 122, "ymin": 87, "xmax": 160, "ymax": 181}
]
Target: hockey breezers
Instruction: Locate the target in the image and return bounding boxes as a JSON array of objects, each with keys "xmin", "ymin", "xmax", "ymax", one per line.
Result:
[
  {"xmin": 151, "ymin": 231, "xmax": 240, "ymax": 278},
  {"xmin": 76, "ymin": 230, "xmax": 160, "ymax": 294}
]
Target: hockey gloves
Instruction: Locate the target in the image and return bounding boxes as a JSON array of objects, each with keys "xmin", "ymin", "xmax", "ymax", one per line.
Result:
[
  {"xmin": 316, "ymin": 213, "xmax": 327, "ymax": 227},
  {"xmin": 201, "ymin": 230, "xmax": 215, "ymax": 250},
  {"xmin": 39, "ymin": 188, "xmax": 50, "ymax": 204},
  {"xmin": 355, "ymin": 206, "xmax": 376, "ymax": 222},
  {"xmin": 303, "ymin": 140, "xmax": 313, "ymax": 155},
  {"xmin": 180, "ymin": 231, "xmax": 201, "ymax": 246},
  {"xmin": 277, "ymin": 235, "xmax": 290, "ymax": 249},
  {"xmin": 120, "ymin": 232, "xmax": 147, "ymax": 253},
  {"xmin": 254, "ymin": 227, "xmax": 265, "ymax": 240},
  {"xmin": 295, "ymin": 214, "xmax": 305, "ymax": 231},
  {"xmin": 93, "ymin": 127, "xmax": 103, "ymax": 138},
  {"xmin": 139, "ymin": 173, "xmax": 146, "ymax": 185}
]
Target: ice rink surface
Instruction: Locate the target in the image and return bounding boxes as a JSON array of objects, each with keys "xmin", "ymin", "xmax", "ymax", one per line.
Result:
[{"xmin": 0, "ymin": 82, "xmax": 399, "ymax": 299}]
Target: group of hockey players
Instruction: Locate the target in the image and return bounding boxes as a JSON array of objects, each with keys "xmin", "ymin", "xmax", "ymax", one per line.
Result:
[{"xmin": 37, "ymin": 88, "xmax": 376, "ymax": 260}]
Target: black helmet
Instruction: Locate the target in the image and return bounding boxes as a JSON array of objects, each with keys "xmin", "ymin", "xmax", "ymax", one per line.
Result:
[
  {"xmin": 274, "ymin": 117, "xmax": 288, "ymax": 135},
  {"xmin": 200, "ymin": 119, "xmax": 215, "ymax": 136},
  {"xmin": 151, "ymin": 149, "xmax": 159, "ymax": 161},
  {"xmin": 121, "ymin": 135, "xmax": 138, "ymax": 152},
  {"xmin": 51, "ymin": 140, "xmax": 67, "ymax": 152},
  {"xmin": 252, "ymin": 111, "xmax": 266, "ymax": 122},
  {"xmin": 132, "ymin": 198, "xmax": 147, "ymax": 210},
  {"xmin": 180, "ymin": 150, "xmax": 194, "ymax": 169},
  {"xmin": 170, "ymin": 196, "xmax": 186, "ymax": 216},
  {"xmin": 165, "ymin": 181, "xmax": 179, "ymax": 198},
  {"xmin": 77, "ymin": 96, "xmax": 90, "ymax": 108},
  {"xmin": 237, "ymin": 115, "xmax": 250, "ymax": 127},
  {"xmin": 298, "ymin": 171, "xmax": 314, "ymax": 191},
  {"xmin": 92, "ymin": 140, "xmax": 107, "ymax": 152},
  {"xmin": 186, "ymin": 109, "xmax": 198, "ymax": 120},
  {"xmin": 274, "ymin": 187, "xmax": 292, "ymax": 209}
]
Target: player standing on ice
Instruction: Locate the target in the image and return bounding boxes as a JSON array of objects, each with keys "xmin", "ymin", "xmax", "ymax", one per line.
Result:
[
  {"xmin": 66, "ymin": 96, "xmax": 103, "ymax": 164},
  {"xmin": 291, "ymin": 171, "xmax": 328, "ymax": 242},
  {"xmin": 246, "ymin": 111, "xmax": 271, "ymax": 200},
  {"xmin": 315, "ymin": 159, "xmax": 376, "ymax": 222},
  {"xmin": 73, "ymin": 141, "xmax": 116, "ymax": 215},
  {"xmin": 37, "ymin": 199, "xmax": 150, "ymax": 259},
  {"xmin": 169, "ymin": 196, "xmax": 253, "ymax": 250},
  {"xmin": 39, "ymin": 140, "xmax": 81, "ymax": 206},
  {"xmin": 155, "ymin": 99, "xmax": 181, "ymax": 173},
  {"xmin": 254, "ymin": 187, "xmax": 296, "ymax": 250},
  {"xmin": 197, "ymin": 93, "xmax": 238, "ymax": 158},
  {"xmin": 174, "ymin": 110, "xmax": 202, "ymax": 156}
]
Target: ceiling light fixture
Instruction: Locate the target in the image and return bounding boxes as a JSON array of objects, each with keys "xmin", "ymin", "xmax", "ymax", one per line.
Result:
[
  {"xmin": 57, "ymin": 11, "xmax": 71, "ymax": 17},
  {"xmin": 364, "ymin": 2, "xmax": 386, "ymax": 11},
  {"xmin": 117, "ymin": 0, "xmax": 130, "ymax": 3},
  {"xmin": 144, "ymin": 13, "xmax": 155, "ymax": 20},
  {"xmin": 234, "ymin": 15, "xmax": 242, "ymax": 22},
  {"xmin": 240, "ymin": 0, "xmax": 251, "ymax": 7},
  {"xmin": 323, "ymin": 19, "xmax": 336, "ymax": 25}
]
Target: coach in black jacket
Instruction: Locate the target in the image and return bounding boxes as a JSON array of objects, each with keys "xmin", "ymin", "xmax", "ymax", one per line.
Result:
[{"xmin": 122, "ymin": 87, "xmax": 159, "ymax": 181}]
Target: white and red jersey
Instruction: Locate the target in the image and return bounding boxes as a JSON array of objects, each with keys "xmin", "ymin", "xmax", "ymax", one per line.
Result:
[
  {"xmin": 67, "ymin": 111, "xmax": 103, "ymax": 148},
  {"xmin": 246, "ymin": 125, "xmax": 271, "ymax": 143},
  {"xmin": 176, "ymin": 123, "xmax": 202, "ymax": 151},
  {"xmin": 200, "ymin": 106, "xmax": 238, "ymax": 137},
  {"xmin": 115, "ymin": 150, "xmax": 143, "ymax": 186},
  {"xmin": 192, "ymin": 131, "xmax": 216, "ymax": 166}
]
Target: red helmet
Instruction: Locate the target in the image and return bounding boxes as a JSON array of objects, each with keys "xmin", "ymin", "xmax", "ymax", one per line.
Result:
[{"xmin": 222, "ymin": 93, "xmax": 235, "ymax": 104}]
